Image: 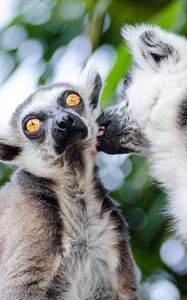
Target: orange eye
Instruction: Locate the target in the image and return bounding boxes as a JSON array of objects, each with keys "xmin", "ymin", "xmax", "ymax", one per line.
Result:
[
  {"xmin": 25, "ymin": 118, "xmax": 41, "ymax": 133},
  {"xmin": 65, "ymin": 93, "xmax": 80, "ymax": 106}
]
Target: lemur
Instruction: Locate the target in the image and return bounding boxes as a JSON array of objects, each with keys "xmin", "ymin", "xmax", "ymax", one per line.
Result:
[
  {"xmin": 97, "ymin": 24, "xmax": 187, "ymax": 245},
  {"xmin": 0, "ymin": 66, "xmax": 138, "ymax": 300}
]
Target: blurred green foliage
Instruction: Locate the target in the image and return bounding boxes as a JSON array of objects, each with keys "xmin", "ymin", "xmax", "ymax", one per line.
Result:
[{"xmin": 1, "ymin": 0, "xmax": 187, "ymax": 299}]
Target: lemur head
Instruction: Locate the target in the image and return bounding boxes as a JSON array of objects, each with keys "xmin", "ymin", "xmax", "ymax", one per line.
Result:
[
  {"xmin": 0, "ymin": 66, "xmax": 102, "ymax": 178},
  {"xmin": 97, "ymin": 24, "xmax": 187, "ymax": 154}
]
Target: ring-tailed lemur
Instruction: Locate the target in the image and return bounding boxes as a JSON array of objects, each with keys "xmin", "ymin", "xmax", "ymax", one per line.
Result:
[
  {"xmin": 97, "ymin": 25, "xmax": 187, "ymax": 245},
  {"xmin": 0, "ymin": 66, "xmax": 138, "ymax": 299}
]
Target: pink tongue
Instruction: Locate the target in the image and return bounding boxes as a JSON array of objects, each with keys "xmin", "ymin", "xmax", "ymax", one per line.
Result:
[
  {"xmin": 92, "ymin": 146, "xmax": 98, "ymax": 156},
  {"xmin": 97, "ymin": 127, "xmax": 105, "ymax": 137}
]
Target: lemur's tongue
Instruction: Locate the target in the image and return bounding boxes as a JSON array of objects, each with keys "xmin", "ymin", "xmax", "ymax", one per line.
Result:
[
  {"xmin": 92, "ymin": 126, "xmax": 105, "ymax": 156},
  {"xmin": 92, "ymin": 146, "xmax": 97, "ymax": 156},
  {"xmin": 97, "ymin": 126, "xmax": 105, "ymax": 137}
]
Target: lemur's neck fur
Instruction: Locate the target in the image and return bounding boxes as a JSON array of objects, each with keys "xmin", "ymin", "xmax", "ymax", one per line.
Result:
[
  {"xmin": 18, "ymin": 144, "xmax": 105, "ymax": 207},
  {"xmin": 53, "ymin": 143, "xmax": 102, "ymax": 198},
  {"xmin": 15, "ymin": 146, "xmax": 105, "ymax": 254}
]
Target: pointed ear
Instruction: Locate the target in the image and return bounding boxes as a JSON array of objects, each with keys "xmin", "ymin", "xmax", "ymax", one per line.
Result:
[
  {"xmin": 121, "ymin": 24, "xmax": 179, "ymax": 70},
  {"xmin": 0, "ymin": 142, "xmax": 21, "ymax": 162},
  {"xmin": 0, "ymin": 128, "xmax": 21, "ymax": 163},
  {"xmin": 81, "ymin": 65, "xmax": 102, "ymax": 109}
]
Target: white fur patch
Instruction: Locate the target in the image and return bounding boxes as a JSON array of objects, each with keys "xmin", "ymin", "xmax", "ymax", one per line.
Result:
[{"xmin": 121, "ymin": 24, "xmax": 187, "ymax": 244}]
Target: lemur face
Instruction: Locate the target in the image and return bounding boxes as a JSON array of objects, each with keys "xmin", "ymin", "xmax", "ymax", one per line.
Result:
[
  {"xmin": 97, "ymin": 25, "xmax": 187, "ymax": 154},
  {"xmin": 0, "ymin": 67, "xmax": 102, "ymax": 177}
]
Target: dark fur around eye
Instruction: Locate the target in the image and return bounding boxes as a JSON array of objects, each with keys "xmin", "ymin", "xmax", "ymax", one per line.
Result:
[
  {"xmin": 22, "ymin": 113, "xmax": 46, "ymax": 139},
  {"xmin": 58, "ymin": 90, "xmax": 85, "ymax": 115},
  {"xmin": 58, "ymin": 90, "xmax": 82, "ymax": 107}
]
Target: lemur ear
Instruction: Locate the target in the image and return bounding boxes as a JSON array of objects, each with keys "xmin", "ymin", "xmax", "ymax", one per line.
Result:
[
  {"xmin": 0, "ymin": 127, "xmax": 21, "ymax": 163},
  {"xmin": 81, "ymin": 65, "xmax": 102, "ymax": 109},
  {"xmin": 0, "ymin": 142, "xmax": 21, "ymax": 162},
  {"xmin": 121, "ymin": 24, "xmax": 179, "ymax": 70}
]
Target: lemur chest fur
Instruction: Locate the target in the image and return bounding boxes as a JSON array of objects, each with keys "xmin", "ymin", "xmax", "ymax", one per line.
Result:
[
  {"xmin": 16, "ymin": 169, "xmax": 121, "ymax": 299},
  {"xmin": 54, "ymin": 181, "xmax": 120, "ymax": 299}
]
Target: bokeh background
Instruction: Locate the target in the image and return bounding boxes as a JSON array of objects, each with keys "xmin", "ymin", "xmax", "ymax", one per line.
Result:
[{"xmin": 0, "ymin": 0, "xmax": 187, "ymax": 299}]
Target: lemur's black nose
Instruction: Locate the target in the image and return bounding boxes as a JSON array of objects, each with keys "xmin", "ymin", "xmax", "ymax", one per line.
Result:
[
  {"xmin": 57, "ymin": 113, "xmax": 75, "ymax": 130},
  {"xmin": 54, "ymin": 110, "xmax": 88, "ymax": 137},
  {"xmin": 53, "ymin": 110, "xmax": 88, "ymax": 154}
]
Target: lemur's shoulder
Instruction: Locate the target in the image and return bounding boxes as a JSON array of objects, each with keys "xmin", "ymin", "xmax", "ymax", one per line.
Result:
[{"xmin": 0, "ymin": 170, "xmax": 63, "ymax": 255}]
